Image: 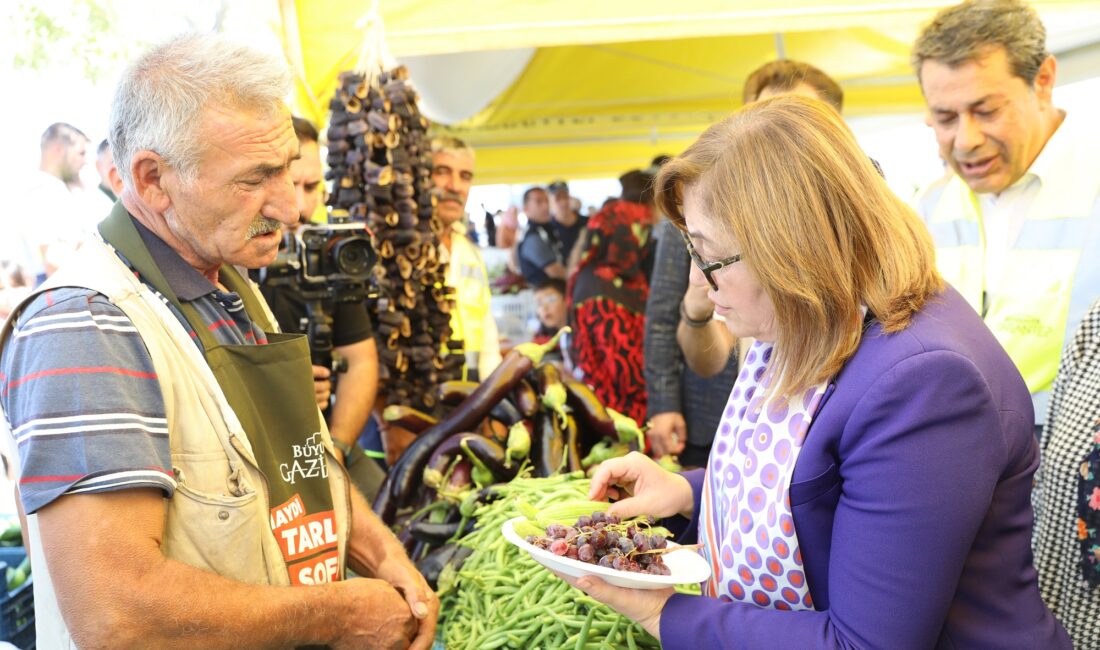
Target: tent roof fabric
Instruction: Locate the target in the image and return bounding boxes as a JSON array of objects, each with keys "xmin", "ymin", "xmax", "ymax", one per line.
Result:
[{"xmin": 286, "ymin": 1, "xmax": 1100, "ymax": 184}]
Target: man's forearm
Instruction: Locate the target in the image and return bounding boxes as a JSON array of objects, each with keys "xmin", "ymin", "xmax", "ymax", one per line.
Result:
[
  {"xmin": 677, "ymin": 319, "xmax": 736, "ymax": 378},
  {"xmin": 545, "ymin": 262, "xmax": 568, "ymax": 279},
  {"xmin": 344, "ymin": 481, "xmax": 410, "ymax": 577},
  {"xmin": 39, "ymin": 491, "xmax": 379, "ymax": 649},
  {"xmin": 93, "ymin": 554, "xmax": 362, "ymax": 648},
  {"xmin": 329, "ymin": 341, "xmax": 379, "ymax": 448}
]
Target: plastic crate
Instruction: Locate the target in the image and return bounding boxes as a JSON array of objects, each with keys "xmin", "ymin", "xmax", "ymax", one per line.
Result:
[
  {"xmin": 0, "ymin": 546, "xmax": 34, "ymax": 650},
  {"xmin": 490, "ymin": 290, "xmax": 538, "ymax": 345}
]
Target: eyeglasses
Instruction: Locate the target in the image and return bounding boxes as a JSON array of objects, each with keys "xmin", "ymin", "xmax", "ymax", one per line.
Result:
[{"xmin": 680, "ymin": 230, "xmax": 742, "ymax": 291}]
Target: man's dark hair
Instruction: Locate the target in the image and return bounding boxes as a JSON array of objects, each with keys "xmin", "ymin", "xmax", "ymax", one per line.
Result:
[
  {"xmin": 535, "ymin": 278, "xmax": 566, "ymax": 297},
  {"xmin": 619, "ymin": 169, "xmax": 655, "ymax": 205},
  {"xmin": 523, "ymin": 186, "xmax": 547, "ymax": 206},
  {"xmin": 292, "ymin": 116, "xmax": 319, "ymax": 145},
  {"xmin": 40, "ymin": 122, "xmax": 87, "ymax": 152},
  {"xmin": 97, "ymin": 139, "xmax": 111, "ymax": 157},
  {"xmin": 912, "ymin": 0, "xmax": 1048, "ymax": 84},
  {"xmin": 742, "ymin": 60, "xmax": 844, "ymax": 111}
]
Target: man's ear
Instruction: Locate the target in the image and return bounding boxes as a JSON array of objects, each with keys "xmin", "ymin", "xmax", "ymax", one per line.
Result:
[
  {"xmin": 1034, "ymin": 54, "xmax": 1057, "ymax": 104},
  {"xmin": 129, "ymin": 151, "xmax": 172, "ymax": 212},
  {"xmin": 107, "ymin": 166, "xmax": 123, "ymax": 195}
]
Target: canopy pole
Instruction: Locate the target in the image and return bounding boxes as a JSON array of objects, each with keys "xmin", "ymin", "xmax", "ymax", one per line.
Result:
[{"xmin": 774, "ymin": 33, "xmax": 787, "ymax": 60}]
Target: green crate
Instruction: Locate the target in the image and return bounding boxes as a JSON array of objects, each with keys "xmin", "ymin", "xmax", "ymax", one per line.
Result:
[{"xmin": 0, "ymin": 547, "xmax": 34, "ymax": 650}]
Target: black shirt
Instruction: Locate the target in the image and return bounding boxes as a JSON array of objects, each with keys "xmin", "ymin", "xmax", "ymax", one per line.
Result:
[
  {"xmin": 553, "ymin": 215, "xmax": 587, "ymax": 261},
  {"xmin": 259, "ymin": 283, "xmax": 373, "ymax": 347}
]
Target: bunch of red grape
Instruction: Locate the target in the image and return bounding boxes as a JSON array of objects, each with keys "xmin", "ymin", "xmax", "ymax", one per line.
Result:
[{"xmin": 525, "ymin": 511, "xmax": 672, "ymax": 575}]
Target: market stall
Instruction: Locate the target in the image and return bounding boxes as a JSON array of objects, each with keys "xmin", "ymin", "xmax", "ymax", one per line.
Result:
[{"xmin": 280, "ymin": 0, "xmax": 1100, "ymax": 183}]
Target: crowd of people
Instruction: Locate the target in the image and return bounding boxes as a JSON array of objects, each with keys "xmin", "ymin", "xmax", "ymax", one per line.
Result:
[{"xmin": 0, "ymin": 0, "xmax": 1099, "ymax": 647}]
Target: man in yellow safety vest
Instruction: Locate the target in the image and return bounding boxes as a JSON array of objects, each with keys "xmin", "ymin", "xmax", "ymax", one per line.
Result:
[
  {"xmin": 912, "ymin": 0, "xmax": 1100, "ymax": 428},
  {"xmin": 430, "ymin": 136, "xmax": 502, "ymax": 382}
]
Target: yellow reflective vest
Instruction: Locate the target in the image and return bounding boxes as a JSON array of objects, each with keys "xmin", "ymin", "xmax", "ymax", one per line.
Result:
[
  {"xmin": 444, "ymin": 220, "xmax": 502, "ymax": 381},
  {"xmin": 915, "ymin": 112, "xmax": 1100, "ymax": 423}
]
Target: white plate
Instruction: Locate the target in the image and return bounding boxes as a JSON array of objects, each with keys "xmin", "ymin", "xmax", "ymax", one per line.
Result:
[{"xmin": 501, "ymin": 516, "xmax": 711, "ymax": 590}]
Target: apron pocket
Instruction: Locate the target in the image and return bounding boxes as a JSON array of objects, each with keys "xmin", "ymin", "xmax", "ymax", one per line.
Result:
[{"xmin": 163, "ymin": 461, "xmax": 269, "ymax": 585}]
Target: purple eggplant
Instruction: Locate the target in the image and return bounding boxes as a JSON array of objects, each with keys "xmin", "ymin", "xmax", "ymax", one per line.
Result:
[
  {"xmin": 374, "ymin": 329, "xmax": 568, "ymax": 522},
  {"xmin": 531, "ymin": 411, "xmax": 565, "ymax": 478},
  {"xmin": 563, "ymin": 377, "xmax": 617, "ymax": 442}
]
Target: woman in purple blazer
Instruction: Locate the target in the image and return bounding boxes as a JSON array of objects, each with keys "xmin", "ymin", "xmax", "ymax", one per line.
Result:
[{"xmin": 563, "ymin": 96, "xmax": 1070, "ymax": 649}]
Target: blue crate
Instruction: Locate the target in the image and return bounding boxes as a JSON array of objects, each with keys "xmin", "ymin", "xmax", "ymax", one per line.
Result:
[{"xmin": 0, "ymin": 546, "xmax": 34, "ymax": 650}]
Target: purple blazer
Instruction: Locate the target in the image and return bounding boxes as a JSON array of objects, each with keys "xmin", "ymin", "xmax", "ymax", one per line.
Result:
[{"xmin": 660, "ymin": 287, "xmax": 1069, "ymax": 649}]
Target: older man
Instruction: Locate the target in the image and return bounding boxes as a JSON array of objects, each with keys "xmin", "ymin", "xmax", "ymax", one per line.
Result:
[
  {"xmin": 913, "ymin": 0, "xmax": 1100, "ymax": 428},
  {"xmin": 431, "ymin": 135, "xmax": 501, "ymax": 382},
  {"xmin": 0, "ymin": 34, "xmax": 435, "ymax": 649}
]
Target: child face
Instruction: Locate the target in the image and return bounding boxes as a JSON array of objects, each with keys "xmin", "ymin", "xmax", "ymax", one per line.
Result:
[{"xmin": 535, "ymin": 287, "xmax": 567, "ymax": 330}]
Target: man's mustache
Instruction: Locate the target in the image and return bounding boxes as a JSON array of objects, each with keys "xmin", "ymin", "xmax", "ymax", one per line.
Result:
[
  {"xmin": 432, "ymin": 187, "xmax": 464, "ymax": 204},
  {"xmin": 247, "ymin": 216, "xmax": 282, "ymax": 239}
]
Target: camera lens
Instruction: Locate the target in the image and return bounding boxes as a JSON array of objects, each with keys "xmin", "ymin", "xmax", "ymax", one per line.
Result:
[{"xmin": 332, "ymin": 236, "xmax": 376, "ymax": 278}]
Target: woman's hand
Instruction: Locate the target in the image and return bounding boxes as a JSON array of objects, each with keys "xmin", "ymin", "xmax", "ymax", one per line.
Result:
[
  {"xmin": 588, "ymin": 452, "xmax": 694, "ymax": 520},
  {"xmin": 556, "ymin": 571, "xmax": 672, "ymax": 639}
]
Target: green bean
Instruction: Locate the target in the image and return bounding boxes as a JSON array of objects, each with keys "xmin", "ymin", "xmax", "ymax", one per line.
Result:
[
  {"xmin": 477, "ymin": 633, "xmax": 511, "ymax": 650},
  {"xmin": 626, "ymin": 625, "xmax": 638, "ymax": 650},
  {"xmin": 529, "ymin": 625, "xmax": 554, "ymax": 649},
  {"xmin": 439, "ymin": 474, "xmax": 653, "ymax": 649},
  {"xmin": 575, "ymin": 607, "xmax": 597, "ymax": 650},
  {"xmin": 600, "ymin": 616, "xmax": 622, "ymax": 650}
]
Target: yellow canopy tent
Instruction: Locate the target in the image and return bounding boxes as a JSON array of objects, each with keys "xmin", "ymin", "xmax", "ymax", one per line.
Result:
[{"xmin": 281, "ymin": 0, "xmax": 1100, "ymax": 184}]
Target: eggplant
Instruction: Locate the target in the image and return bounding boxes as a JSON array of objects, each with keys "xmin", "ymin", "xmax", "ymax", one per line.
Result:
[
  {"xmin": 408, "ymin": 519, "xmax": 474, "ymax": 546},
  {"xmin": 415, "ymin": 543, "xmax": 474, "ymax": 589},
  {"xmin": 423, "ymin": 432, "xmax": 479, "ymax": 488},
  {"xmin": 447, "ymin": 458, "xmax": 472, "ymax": 490},
  {"xmin": 397, "ymin": 525, "xmax": 417, "ymax": 556},
  {"xmin": 464, "ymin": 435, "xmax": 514, "ymax": 481},
  {"xmin": 478, "ymin": 417, "xmax": 509, "ymax": 443},
  {"xmin": 534, "ymin": 363, "xmax": 569, "ymax": 426},
  {"xmin": 438, "ymin": 380, "xmax": 479, "ymax": 406},
  {"xmin": 382, "ymin": 405, "xmax": 439, "ymax": 434},
  {"xmin": 564, "ymin": 415, "xmax": 582, "ymax": 473},
  {"xmin": 511, "ymin": 379, "xmax": 539, "ymax": 418},
  {"xmin": 505, "ymin": 420, "xmax": 532, "ymax": 468},
  {"xmin": 489, "ymin": 398, "xmax": 523, "ymax": 427},
  {"xmin": 374, "ymin": 329, "xmax": 569, "ymax": 522},
  {"xmin": 563, "ymin": 377, "xmax": 617, "ymax": 442},
  {"xmin": 531, "ymin": 411, "xmax": 565, "ymax": 478}
]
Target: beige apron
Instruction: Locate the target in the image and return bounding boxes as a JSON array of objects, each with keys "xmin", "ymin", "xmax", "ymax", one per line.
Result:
[{"xmin": 99, "ymin": 210, "xmax": 344, "ymax": 586}]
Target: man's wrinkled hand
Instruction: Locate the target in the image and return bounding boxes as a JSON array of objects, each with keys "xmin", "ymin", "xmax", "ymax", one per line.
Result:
[
  {"xmin": 375, "ymin": 556, "xmax": 439, "ymax": 650},
  {"xmin": 330, "ymin": 578, "xmax": 418, "ymax": 650}
]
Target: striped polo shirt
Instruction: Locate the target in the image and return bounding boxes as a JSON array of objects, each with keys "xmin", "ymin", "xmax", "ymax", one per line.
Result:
[{"xmin": 0, "ymin": 216, "xmax": 269, "ymax": 514}]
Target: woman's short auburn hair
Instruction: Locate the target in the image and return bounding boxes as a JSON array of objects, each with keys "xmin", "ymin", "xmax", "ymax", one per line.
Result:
[{"xmin": 655, "ymin": 95, "xmax": 943, "ymax": 399}]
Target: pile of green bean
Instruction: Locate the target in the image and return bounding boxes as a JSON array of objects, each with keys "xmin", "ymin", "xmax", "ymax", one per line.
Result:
[{"xmin": 437, "ymin": 471, "xmax": 662, "ymax": 650}]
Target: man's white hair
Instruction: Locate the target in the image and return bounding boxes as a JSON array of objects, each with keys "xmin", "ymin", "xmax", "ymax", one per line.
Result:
[{"xmin": 109, "ymin": 32, "xmax": 292, "ymax": 187}]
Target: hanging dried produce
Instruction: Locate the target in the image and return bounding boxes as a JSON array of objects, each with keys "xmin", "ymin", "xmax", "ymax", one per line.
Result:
[{"xmin": 326, "ymin": 66, "xmax": 465, "ymax": 414}]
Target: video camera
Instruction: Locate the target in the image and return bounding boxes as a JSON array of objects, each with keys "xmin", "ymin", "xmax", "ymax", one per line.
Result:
[{"xmin": 259, "ymin": 211, "xmax": 377, "ymax": 371}]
